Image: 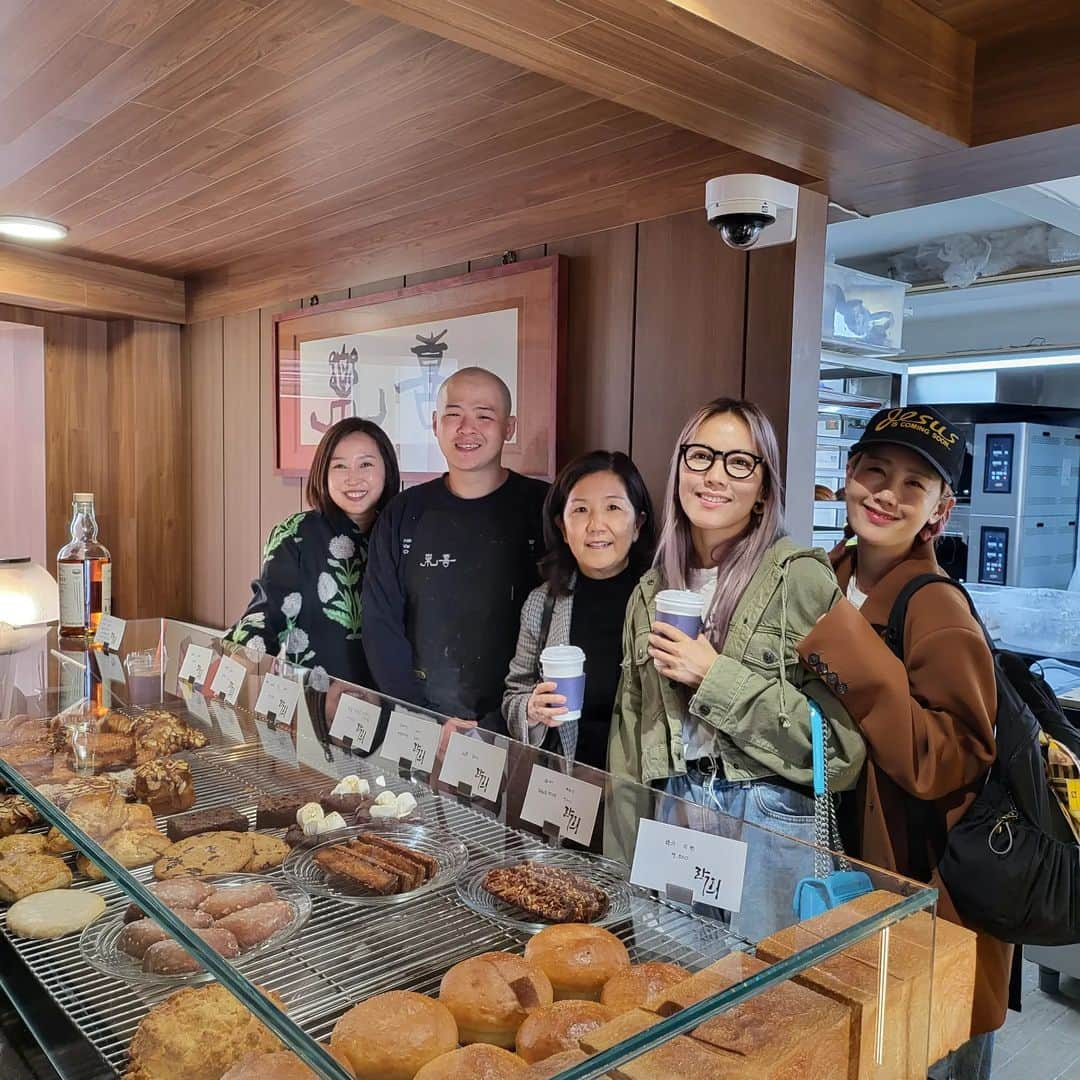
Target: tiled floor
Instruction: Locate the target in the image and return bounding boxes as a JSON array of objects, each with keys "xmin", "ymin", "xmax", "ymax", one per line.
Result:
[{"xmin": 994, "ymin": 962, "xmax": 1080, "ymax": 1079}]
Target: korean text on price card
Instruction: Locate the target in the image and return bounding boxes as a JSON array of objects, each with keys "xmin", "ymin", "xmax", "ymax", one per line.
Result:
[
  {"xmin": 254, "ymin": 673, "xmax": 301, "ymax": 727},
  {"xmin": 94, "ymin": 614, "xmax": 126, "ymax": 652},
  {"xmin": 439, "ymin": 731, "xmax": 507, "ymax": 802},
  {"xmin": 330, "ymin": 693, "xmax": 381, "ymax": 753},
  {"xmin": 378, "ymin": 711, "xmax": 441, "ymax": 774},
  {"xmin": 210, "ymin": 655, "xmax": 246, "ymax": 706},
  {"xmin": 519, "ymin": 764, "xmax": 602, "ymax": 845},
  {"xmin": 630, "ymin": 818, "xmax": 747, "ymax": 910},
  {"xmin": 178, "ymin": 644, "xmax": 214, "ymax": 686}
]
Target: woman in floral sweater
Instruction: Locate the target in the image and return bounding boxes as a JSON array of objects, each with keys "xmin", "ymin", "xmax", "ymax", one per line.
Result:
[{"xmin": 225, "ymin": 418, "xmax": 400, "ymax": 689}]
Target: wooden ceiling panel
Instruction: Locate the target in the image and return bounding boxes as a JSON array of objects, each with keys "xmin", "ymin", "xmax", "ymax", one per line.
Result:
[{"xmin": 910, "ymin": 0, "xmax": 1080, "ymax": 43}]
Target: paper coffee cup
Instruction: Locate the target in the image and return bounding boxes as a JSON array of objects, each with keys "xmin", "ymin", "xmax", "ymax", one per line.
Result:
[
  {"xmin": 540, "ymin": 645, "xmax": 586, "ymax": 723},
  {"xmin": 655, "ymin": 589, "xmax": 705, "ymax": 638}
]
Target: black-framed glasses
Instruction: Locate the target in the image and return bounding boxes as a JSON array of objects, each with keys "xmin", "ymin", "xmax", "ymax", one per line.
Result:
[{"xmin": 680, "ymin": 443, "xmax": 764, "ymax": 479}]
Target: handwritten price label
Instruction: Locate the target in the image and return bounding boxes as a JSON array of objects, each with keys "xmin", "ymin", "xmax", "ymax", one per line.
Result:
[
  {"xmin": 93, "ymin": 648, "xmax": 126, "ymax": 686},
  {"xmin": 378, "ymin": 711, "xmax": 440, "ymax": 773},
  {"xmin": 180, "ymin": 684, "xmax": 211, "ymax": 726},
  {"xmin": 94, "ymin": 614, "xmax": 126, "ymax": 652},
  {"xmin": 630, "ymin": 819, "xmax": 747, "ymax": 910},
  {"xmin": 439, "ymin": 732, "xmax": 507, "ymax": 802},
  {"xmin": 254, "ymin": 673, "xmax": 301, "ymax": 727},
  {"xmin": 210, "ymin": 656, "xmax": 246, "ymax": 706},
  {"xmin": 208, "ymin": 699, "xmax": 244, "ymax": 743},
  {"xmin": 520, "ymin": 764, "xmax": 601, "ymax": 845},
  {"xmin": 330, "ymin": 693, "xmax": 381, "ymax": 752},
  {"xmin": 178, "ymin": 645, "xmax": 214, "ymax": 685}
]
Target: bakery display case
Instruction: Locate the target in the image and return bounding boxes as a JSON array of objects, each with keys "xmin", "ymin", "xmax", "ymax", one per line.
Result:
[{"xmin": 0, "ymin": 619, "xmax": 960, "ymax": 1079}]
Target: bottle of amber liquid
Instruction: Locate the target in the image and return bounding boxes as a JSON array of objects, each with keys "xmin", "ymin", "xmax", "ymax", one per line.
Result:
[{"xmin": 57, "ymin": 493, "xmax": 112, "ymax": 638}]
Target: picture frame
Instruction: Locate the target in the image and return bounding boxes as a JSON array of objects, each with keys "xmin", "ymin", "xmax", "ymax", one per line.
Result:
[{"xmin": 274, "ymin": 256, "xmax": 567, "ymax": 484}]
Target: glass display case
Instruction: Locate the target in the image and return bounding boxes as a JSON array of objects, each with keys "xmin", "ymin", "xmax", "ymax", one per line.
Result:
[{"xmin": 0, "ymin": 619, "xmax": 955, "ymax": 1079}]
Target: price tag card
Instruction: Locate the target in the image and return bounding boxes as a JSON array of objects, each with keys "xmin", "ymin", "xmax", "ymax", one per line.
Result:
[
  {"xmin": 254, "ymin": 673, "xmax": 301, "ymax": 727},
  {"xmin": 330, "ymin": 693, "xmax": 381, "ymax": 753},
  {"xmin": 94, "ymin": 614, "xmax": 126, "ymax": 652},
  {"xmin": 210, "ymin": 656, "xmax": 247, "ymax": 706},
  {"xmin": 209, "ymin": 699, "xmax": 245, "ymax": 743},
  {"xmin": 520, "ymin": 764, "xmax": 602, "ymax": 846},
  {"xmin": 180, "ymin": 684, "xmax": 212, "ymax": 727},
  {"xmin": 630, "ymin": 818, "xmax": 747, "ymax": 910},
  {"xmin": 439, "ymin": 731, "xmax": 507, "ymax": 802},
  {"xmin": 378, "ymin": 710, "xmax": 440, "ymax": 774},
  {"xmin": 93, "ymin": 648, "xmax": 127, "ymax": 686},
  {"xmin": 256, "ymin": 716, "xmax": 297, "ymax": 763},
  {"xmin": 178, "ymin": 644, "xmax": 214, "ymax": 685}
]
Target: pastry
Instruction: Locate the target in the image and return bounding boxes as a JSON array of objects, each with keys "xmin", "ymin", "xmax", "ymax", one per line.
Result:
[
  {"xmin": 524, "ymin": 924, "xmax": 631, "ymax": 1001},
  {"xmin": 198, "ymin": 882, "xmax": 277, "ymax": 920},
  {"xmin": 481, "ymin": 862, "xmax": 610, "ymax": 923},
  {"xmin": 0, "ymin": 853, "xmax": 72, "ymax": 902},
  {"xmin": 578, "ymin": 1007, "xmax": 659, "ymax": 1053},
  {"xmin": 346, "ymin": 839, "xmax": 423, "ymax": 891},
  {"xmin": 153, "ymin": 831, "xmax": 255, "ymax": 879},
  {"xmin": 221, "ymin": 1047, "xmax": 355, "ymax": 1079},
  {"xmin": 0, "ymin": 833, "xmax": 48, "ymax": 857},
  {"xmin": 314, "ymin": 835, "xmax": 435, "ymax": 896},
  {"xmin": 243, "ymin": 833, "xmax": 290, "ymax": 873},
  {"xmin": 255, "ymin": 795, "xmax": 302, "ymax": 830},
  {"xmin": 117, "ymin": 911, "xmax": 216, "ymax": 959},
  {"xmin": 600, "ymin": 962, "xmax": 690, "ymax": 1014},
  {"xmin": 521, "ymin": 1049, "xmax": 588, "ymax": 1079},
  {"xmin": 34, "ymin": 774, "xmax": 121, "ymax": 808},
  {"xmin": 0, "ymin": 717, "xmax": 51, "ymax": 747},
  {"xmin": 367, "ymin": 792, "xmax": 419, "ymax": 821},
  {"xmin": 296, "ymin": 802, "xmax": 324, "ymax": 836},
  {"xmin": 44, "ymin": 828, "xmax": 76, "ymax": 855},
  {"xmin": 319, "ymin": 792, "xmax": 370, "ymax": 817},
  {"xmin": 63, "ymin": 789, "xmax": 132, "ymax": 838},
  {"xmin": 357, "ymin": 832, "xmax": 438, "ymax": 879},
  {"xmin": 124, "ymin": 876, "xmax": 215, "ymax": 921},
  {"xmin": 123, "ymin": 983, "xmax": 285, "ymax": 1080},
  {"xmin": 214, "ymin": 900, "xmax": 295, "ymax": 948},
  {"xmin": 77, "ymin": 828, "xmax": 174, "ymax": 881},
  {"xmin": 313, "ymin": 845, "xmax": 397, "ymax": 895},
  {"xmin": 330, "ymin": 990, "xmax": 458, "ymax": 1080},
  {"xmin": 133, "ymin": 759, "xmax": 196, "ymax": 814},
  {"xmin": 134, "ymin": 714, "xmax": 208, "ymax": 760},
  {"xmin": 101, "ymin": 710, "xmax": 141, "ymax": 736},
  {"xmin": 5, "ymin": 888, "xmax": 106, "ymax": 938},
  {"xmin": 0, "ymin": 796, "xmax": 39, "ymax": 838},
  {"xmin": 165, "ymin": 806, "xmax": 250, "ymax": 842},
  {"xmin": 67, "ymin": 731, "xmax": 137, "ymax": 769},
  {"xmin": 438, "ymin": 952, "xmax": 553, "ymax": 1047},
  {"xmin": 414, "ymin": 1044, "xmax": 525, "ymax": 1079},
  {"xmin": 283, "ymin": 825, "xmax": 306, "ymax": 848},
  {"xmin": 142, "ymin": 928, "xmax": 241, "ymax": 974},
  {"xmin": 331, "ymin": 775, "xmax": 369, "ymax": 796},
  {"xmin": 0, "ymin": 742, "xmax": 58, "ymax": 780},
  {"xmin": 514, "ymin": 1000, "xmax": 616, "ymax": 1064}
]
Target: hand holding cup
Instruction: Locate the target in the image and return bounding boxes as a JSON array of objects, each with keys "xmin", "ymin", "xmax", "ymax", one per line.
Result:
[{"xmin": 527, "ymin": 682, "xmax": 568, "ymax": 727}]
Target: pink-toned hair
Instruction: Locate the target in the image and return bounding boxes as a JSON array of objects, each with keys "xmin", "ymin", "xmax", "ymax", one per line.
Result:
[
  {"xmin": 845, "ymin": 450, "xmax": 953, "ymax": 544},
  {"xmin": 653, "ymin": 398, "xmax": 785, "ymax": 649}
]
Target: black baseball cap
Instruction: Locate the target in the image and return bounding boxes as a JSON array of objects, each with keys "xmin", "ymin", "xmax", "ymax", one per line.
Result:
[{"xmin": 849, "ymin": 406, "xmax": 964, "ymax": 490}]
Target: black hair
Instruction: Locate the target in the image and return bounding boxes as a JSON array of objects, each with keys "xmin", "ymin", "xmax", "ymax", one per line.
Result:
[
  {"xmin": 539, "ymin": 450, "xmax": 656, "ymax": 597},
  {"xmin": 306, "ymin": 418, "xmax": 401, "ymax": 524}
]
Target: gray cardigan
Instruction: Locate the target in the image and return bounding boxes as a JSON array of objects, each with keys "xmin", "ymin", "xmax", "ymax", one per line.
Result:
[{"xmin": 502, "ymin": 581, "xmax": 578, "ymax": 762}]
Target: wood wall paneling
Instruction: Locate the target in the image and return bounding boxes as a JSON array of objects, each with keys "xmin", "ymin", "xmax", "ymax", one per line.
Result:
[{"xmin": 630, "ymin": 211, "xmax": 747, "ymax": 509}]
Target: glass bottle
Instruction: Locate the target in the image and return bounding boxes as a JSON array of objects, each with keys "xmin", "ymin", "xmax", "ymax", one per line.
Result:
[{"xmin": 57, "ymin": 493, "xmax": 112, "ymax": 638}]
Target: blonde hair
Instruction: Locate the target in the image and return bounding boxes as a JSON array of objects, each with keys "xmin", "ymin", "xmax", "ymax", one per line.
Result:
[{"xmin": 653, "ymin": 398, "xmax": 785, "ymax": 648}]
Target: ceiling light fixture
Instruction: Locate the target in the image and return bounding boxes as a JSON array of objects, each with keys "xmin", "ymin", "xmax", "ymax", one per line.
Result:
[
  {"xmin": 908, "ymin": 354, "xmax": 1080, "ymax": 375},
  {"xmin": 0, "ymin": 216, "xmax": 68, "ymax": 241}
]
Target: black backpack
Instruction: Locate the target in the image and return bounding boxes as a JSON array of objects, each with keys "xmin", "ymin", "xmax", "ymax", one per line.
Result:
[{"xmin": 886, "ymin": 574, "xmax": 1080, "ymax": 946}]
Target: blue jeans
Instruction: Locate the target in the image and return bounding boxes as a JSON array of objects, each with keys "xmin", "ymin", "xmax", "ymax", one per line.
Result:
[
  {"xmin": 661, "ymin": 770, "xmax": 816, "ymax": 944},
  {"xmin": 927, "ymin": 1032, "xmax": 994, "ymax": 1080}
]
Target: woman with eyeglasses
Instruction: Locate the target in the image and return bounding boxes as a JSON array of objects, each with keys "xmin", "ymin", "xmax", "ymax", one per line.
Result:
[{"xmin": 609, "ymin": 398, "xmax": 864, "ymax": 930}]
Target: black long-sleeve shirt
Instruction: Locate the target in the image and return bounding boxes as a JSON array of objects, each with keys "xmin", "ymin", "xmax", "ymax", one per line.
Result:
[{"xmin": 361, "ymin": 471, "xmax": 548, "ymax": 729}]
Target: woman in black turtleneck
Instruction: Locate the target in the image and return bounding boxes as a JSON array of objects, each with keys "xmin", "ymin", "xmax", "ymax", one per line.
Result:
[{"xmin": 503, "ymin": 452, "xmax": 655, "ymax": 769}]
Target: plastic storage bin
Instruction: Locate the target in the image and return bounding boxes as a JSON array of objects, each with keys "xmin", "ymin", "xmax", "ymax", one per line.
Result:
[{"xmin": 822, "ymin": 264, "xmax": 909, "ymax": 354}]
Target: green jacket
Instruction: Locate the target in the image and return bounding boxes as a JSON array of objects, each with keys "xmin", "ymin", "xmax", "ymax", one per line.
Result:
[{"xmin": 608, "ymin": 537, "xmax": 865, "ymax": 789}]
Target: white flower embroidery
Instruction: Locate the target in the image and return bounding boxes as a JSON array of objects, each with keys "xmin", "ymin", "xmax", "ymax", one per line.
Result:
[
  {"xmin": 282, "ymin": 592, "xmax": 302, "ymax": 618},
  {"xmin": 245, "ymin": 636, "xmax": 267, "ymax": 659},
  {"xmin": 284, "ymin": 627, "xmax": 309, "ymax": 655},
  {"xmin": 317, "ymin": 572, "xmax": 338, "ymax": 603},
  {"xmin": 309, "ymin": 665, "xmax": 330, "ymax": 692},
  {"xmin": 248, "ymin": 611, "xmax": 266, "ymax": 628},
  {"xmin": 329, "ymin": 535, "xmax": 355, "ymax": 560}
]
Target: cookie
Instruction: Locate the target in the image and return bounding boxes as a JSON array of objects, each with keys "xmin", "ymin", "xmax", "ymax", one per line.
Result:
[
  {"xmin": 0, "ymin": 853, "xmax": 72, "ymax": 902},
  {"xmin": 77, "ymin": 829, "xmax": 175, "ymax": 882},
  {"xmin": 6, "ymin": 888, "xmax": 106, "ymax": 938},
  {"xmin": 243, "ymin": 834, "xmax": 289, "ymax": 873},
  {"xmin": 0, "ymin": 833, "xmax": 48, "ymax": 857},
  {"xmin": 153, "ymin": 831, "xmax": 255, "ymax": 880}
]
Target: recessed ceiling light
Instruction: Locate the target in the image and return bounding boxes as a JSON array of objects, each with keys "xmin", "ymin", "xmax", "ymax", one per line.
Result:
[{"xmin": 0, "ymin": 216, "xmax": 68, "ymax": 241}]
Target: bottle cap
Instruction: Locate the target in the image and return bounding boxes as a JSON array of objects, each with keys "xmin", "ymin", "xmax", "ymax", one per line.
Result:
[{"xmin": 73, "ymin": 492, "xmax": 94, "ymax": 502}]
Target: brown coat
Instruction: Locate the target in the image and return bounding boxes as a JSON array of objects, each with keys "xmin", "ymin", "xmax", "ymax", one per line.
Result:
[{"xmin": 797, "ymin": 539, "xmax": 1013, "ymax": 1037}]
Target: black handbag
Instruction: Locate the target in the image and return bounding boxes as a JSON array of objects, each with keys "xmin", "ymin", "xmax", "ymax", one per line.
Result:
[{"xmin": 886, "ymin": 574, "xmax": 1080, "ymax": 946}]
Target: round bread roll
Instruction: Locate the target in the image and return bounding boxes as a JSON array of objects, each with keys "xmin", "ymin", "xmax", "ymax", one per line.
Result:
[
  {"xmin": 221, "ymin": 1045, "xmax": 354, "ymax": 1078},
  {"xmin": 438, "ymin": 952, "xmax": 553, "ymax": 1047},
  {"xmin": 599, "ymin": 962, "xmax": 689, "ymax": 1014},
  {"xmin": 414, "ymin": 1044, "xmax": 525, "ymax": 1079},
  {"xmin": 330, "ymin": 990, "xmax": 458, "ymax": 1080},
  {"xmin": 523, "ymin": 924, "xmax": 630, "ymax": 1001},
  {"xmin": 514, "ymin": 1001, "xmax": 615, "ymax": 1064},
  {"xmin": 5, "ymin": 888, "xmax": 106, "ymax": 939}
]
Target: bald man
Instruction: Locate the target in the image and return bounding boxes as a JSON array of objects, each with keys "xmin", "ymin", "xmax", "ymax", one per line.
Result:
[{"xmin": 362, "ymin": 367, "xmax": 548, "ymax": 730}]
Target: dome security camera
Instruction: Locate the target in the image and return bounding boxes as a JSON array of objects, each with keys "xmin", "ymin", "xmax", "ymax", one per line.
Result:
[{"xmin": 705, "ymin": 174, "xmax": 799, "ymax": 251}]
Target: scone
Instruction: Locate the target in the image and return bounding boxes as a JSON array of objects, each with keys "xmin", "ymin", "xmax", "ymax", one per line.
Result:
[
  {"xmin": 66, "ymin": 731, "xmax": 137, "ymax": 770},
  {"xmin": 0, "ymin": 853, "xmax": 73, "ymax": 902},
  {"xmin": 77, "ymin": 829, "xmax": 174, "ymax": 881},
  {"xmin": 133, "ymin": 759, "xmax": 196, "ymax": 814},
  {"xmin": 153, "ymin": 831, "xmax": 255, "ymax": 879},
  {"xmin": 0, "ymin": 797, "xmax": 39, "ymax": 838},
  {"xmin": 243, "ymin": 834, "xmax": 289, "ymax": 873},
  {"xmin": 124, "ymin": 984, "xmax": 286, "ymax": 1080},
  {"xmin": 0, "ymin": 833, "xmax": 48, "ymax": 857},
  {"xmin": 6, "ymin": 888, "xmax": 106, "ymax": 938}
]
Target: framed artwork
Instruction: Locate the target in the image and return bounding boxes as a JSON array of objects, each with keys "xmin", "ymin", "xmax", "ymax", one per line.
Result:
[{"xmin": 274, "ymin": 256, "xmax": 566, "ymax": 484}]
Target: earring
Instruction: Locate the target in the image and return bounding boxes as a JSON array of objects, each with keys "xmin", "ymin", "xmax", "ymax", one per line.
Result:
[{"xmin": 752, "ymin": 500, "xmax": 765, "ymax": 515}]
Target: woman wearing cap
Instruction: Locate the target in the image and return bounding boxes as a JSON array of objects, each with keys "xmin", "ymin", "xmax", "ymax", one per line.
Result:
[
  {"xmin": 608, "ymin": 398, "xmax": 864, "ymax": 932},
  {"xmin": 503, "ymin": 451, "xmax": 655, "ymax": 768},
  {"xmin": 796, "ymin": 406, "xmax": 1008, "ymax": 1079}
]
